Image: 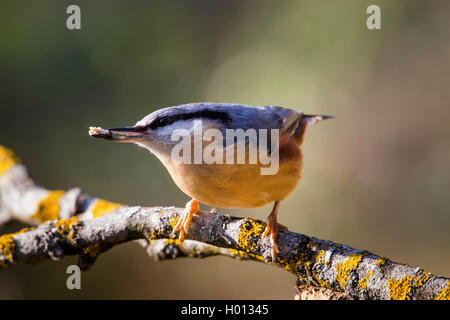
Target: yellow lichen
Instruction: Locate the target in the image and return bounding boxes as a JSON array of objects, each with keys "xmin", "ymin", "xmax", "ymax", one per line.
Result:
[
  {"xmin": 238, "ymin": 218, "xmax": 264, "ymax": 252},
  {"xmin": 315, "ymin": 250, "xmax": 327, "ymax": 265},
  {"xmin": 17, "ymin": 227, "xmax": 35, "ymax": 234},
  {"xmin": 359, "ymin": 269, "xmax": 374, "ymax": 290},
  {"xmin": 55, "ymin": 216, "xmax": 79, "ymax": 239},
  {"xmin": 277, "ymin": 242, "xmax": 331, "ymax": 288},
  {"xmin": 387, "ymin": 276, "xmax": 414, "ymax": 300},
  {"xmin": 415, "ymin": 272, "xmax": 432, "ymax": 288},
  {"xmin": 0, "ymin": 146, "xmax": 19, "ymax": 176},
  {"xmin": 335, "ymin": 253, "xmax": 364, "ymax": 289},
  {"xmin": 0, "ymin": 227, "xmax": 35, "ymax": 268},
  {"xmin": 83, "ymin": 244, "xmax": 101, "ymax": 258},
  {"xmin": 306, "ymin": 241, "xmax": 330, "ymax": 266},
  {"xmin": 311, "ymin": 250, "xmax": 330, "ymax": 287},
  {"xmin": 164, "ymin": 238, "xmax": 180, "ymax": 245},
  {"xmin": 374, "ymin": 257, "xmax": 387, "ymax": 277},
  {"xmin": 307, "ymin": 242, "xmax": 318, "ymax": 250},
  {"xmin": 228, "ymin": 248, "xmax": 265, "ymax": 261},
  {"xmin": 387, "ymin": 270, "xmax": 433, "ymax": 300},
  {"xmin": 435, "ymin": 281, "xmax": 450, "ymax": 300},
  {"xmin": 251, "ymin": 253, "xmax": 266, "ymax": 262},
  {"xmin": 0, "ymin": 234, "xmax": 15, "ymax": 265},
  {"xmin": 169, "ymin": 216, "xmax": 178, "ymax": 229},
  {"xmin": 279, "ymin": 257, "xmax": 298, "ymax": 273},
  {"xmin": 32, "ymin": 190, "xmax": 65, "ymax": 223},
  {"xmin": 91, "ymin": 199, "xmax": 122, "ymax": 218}
]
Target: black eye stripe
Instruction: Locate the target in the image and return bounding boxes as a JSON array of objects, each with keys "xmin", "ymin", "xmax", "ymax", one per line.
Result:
[
  {"xmin": 158, "ymin": 117, "xmax": 170, "ymax": 126},
  {"xmin": 147, "ymin": 116, "xmax": 173, "ymax": 130},
  {"xmin": 147, "ymin": 110, "xmax": 231, "ymax": 130}
]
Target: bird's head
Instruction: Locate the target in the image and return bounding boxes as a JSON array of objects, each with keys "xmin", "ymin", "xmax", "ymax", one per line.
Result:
[{"xmin": 89, "ymin": 103, "xmax": 232, "ymax": 161}]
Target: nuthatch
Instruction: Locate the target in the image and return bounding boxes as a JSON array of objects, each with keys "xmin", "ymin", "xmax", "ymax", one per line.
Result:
[{"xmin": 89, "ymin": 102, "xmax": 332, "ymax": 261}]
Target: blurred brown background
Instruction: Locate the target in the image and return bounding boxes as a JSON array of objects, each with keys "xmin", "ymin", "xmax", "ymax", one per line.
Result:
[{"xmin": 1, "ymin": 0, "xmax": 449, "ymax": 299}]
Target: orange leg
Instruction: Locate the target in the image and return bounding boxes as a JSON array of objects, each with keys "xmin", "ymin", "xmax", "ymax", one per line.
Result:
[
  {"xmin": 170, "ymin": 199, "xmax": 199, "ymax": 248},
  {"xmin": 262, "ymin": 201, "xmax": 286, "ymax": 262}
]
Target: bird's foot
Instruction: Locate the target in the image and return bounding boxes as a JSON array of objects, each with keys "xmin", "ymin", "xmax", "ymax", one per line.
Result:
[
  {"xmin": 170, "ymin": 199, "xmax": 199, "ymax": 249},
  {"xmin": 262, "ymin": 217, "xmax": 286, "ymax": 262}
]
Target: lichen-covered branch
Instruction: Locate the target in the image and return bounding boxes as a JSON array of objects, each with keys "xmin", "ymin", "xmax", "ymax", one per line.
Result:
[{"xmin": 0, "ymin": 145, "xmax": 449, "ymax": 300}]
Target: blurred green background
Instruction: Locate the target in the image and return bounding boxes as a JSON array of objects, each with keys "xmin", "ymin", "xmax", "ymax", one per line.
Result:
[{"xmin": 1, "ymin": 0, "xmax": 450, "ymax": 299}]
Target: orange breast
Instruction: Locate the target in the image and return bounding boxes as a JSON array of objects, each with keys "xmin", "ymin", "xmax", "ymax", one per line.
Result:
[{"xmin": 162, "ymin": 134, "xmax": 303, "ymax": 208}]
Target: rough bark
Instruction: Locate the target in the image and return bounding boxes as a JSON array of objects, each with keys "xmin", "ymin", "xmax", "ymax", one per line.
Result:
[{"xmin": 0, "ymin": 145, "xmax": 449, "ymax": 300}]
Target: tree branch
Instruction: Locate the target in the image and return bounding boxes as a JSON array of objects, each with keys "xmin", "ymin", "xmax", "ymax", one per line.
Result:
[{"xmin": 0, "ymin": 145, "xmax": 449, "ymax": 300}]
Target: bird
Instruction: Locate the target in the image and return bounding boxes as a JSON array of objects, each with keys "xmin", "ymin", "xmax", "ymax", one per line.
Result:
[{"xmin": 89, "ymin": 102, "xmax": 332, "ymax": 261}]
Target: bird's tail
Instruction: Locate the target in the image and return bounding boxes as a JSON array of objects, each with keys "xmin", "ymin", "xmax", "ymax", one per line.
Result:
[{"xmin": 293, "ymin": 113, "xmax": 334, "ymax": 145}]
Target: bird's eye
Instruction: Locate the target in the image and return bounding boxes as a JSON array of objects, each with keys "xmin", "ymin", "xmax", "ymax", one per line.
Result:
[
  {"xmin": 147, "ymin": 116, "xmax": 171, "ymax": 130},
  {"xmin": 158, "ymin": 117, "xmax": 169, "ymax": 126}
]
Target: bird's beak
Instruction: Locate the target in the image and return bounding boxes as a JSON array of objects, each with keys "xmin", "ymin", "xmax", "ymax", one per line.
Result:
[{"xmin": 89, "ymin": 126, "xmax": 148, "ymax": 142}]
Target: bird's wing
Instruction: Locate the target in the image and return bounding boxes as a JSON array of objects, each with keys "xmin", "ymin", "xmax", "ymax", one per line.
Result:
[{"xmin": 279, "ymin": 111, "xmax": 304, "ymax": 137}]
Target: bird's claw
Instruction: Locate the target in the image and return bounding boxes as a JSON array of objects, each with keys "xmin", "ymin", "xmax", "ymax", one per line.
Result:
[
  {"xmin": 262, "ymin": 222, "xmax": 279, "ymax": 261},
  {"xmin": 262, "ymin": 215, "xmax": 287, "ymax": 262},
  {"xmin": 170, "ymin": 199, "xmax": 199, "ymax": 248}
]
